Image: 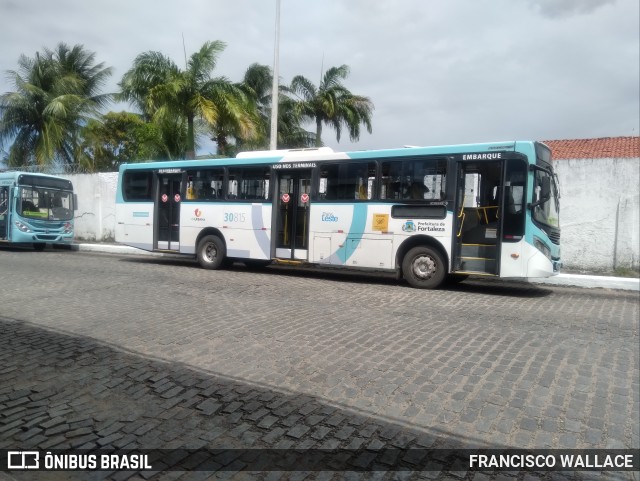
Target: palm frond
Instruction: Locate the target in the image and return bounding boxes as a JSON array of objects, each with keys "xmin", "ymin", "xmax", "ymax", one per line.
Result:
[{"xmin": 286, "ymin": 64, "xmax": 373, "ymax": 146}]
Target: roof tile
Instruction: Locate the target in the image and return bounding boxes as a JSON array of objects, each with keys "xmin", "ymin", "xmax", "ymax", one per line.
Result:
[{"xmin": 543, "ymin": 136, "xmax": 639, "ymax": 160}]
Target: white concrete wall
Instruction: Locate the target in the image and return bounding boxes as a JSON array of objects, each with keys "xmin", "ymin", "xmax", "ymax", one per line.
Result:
[
  {"xmin": 63, "ymin": 158, "xmax": 640, "ymax": 271},
  {"xmin": 61, "ymin": 172, "xmax": 118, "ymax": 241},
  {"xmin": 553, "ymin": 157, "xmax": 639, "ymax": 272}
]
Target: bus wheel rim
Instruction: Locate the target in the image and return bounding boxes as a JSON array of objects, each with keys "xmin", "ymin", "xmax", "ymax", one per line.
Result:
[
  {"xmin": 205, "ymin": 243, "xmax": 217, "ymax": 262},
  {"xmin": 413, "ymin": 255, "xmax": 436, "ymax": 279}
]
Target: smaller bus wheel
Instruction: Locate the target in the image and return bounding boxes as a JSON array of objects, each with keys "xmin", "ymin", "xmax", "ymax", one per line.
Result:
[
  {"xmin": 196, "ymin": 235, "xmax": 226, "ymax": 270},
  {"xmin": 402, "ymin": 246, "xmax": 446, "ymax": 289},
  {"xmin": 33, "ymin": 243, "xmax": 46, "ymax": 251}
]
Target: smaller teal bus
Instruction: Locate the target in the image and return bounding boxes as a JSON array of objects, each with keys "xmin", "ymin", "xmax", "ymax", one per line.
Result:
[{"xmin": 0, "ymin": 171, "xmax": 76, "ymax": 250}]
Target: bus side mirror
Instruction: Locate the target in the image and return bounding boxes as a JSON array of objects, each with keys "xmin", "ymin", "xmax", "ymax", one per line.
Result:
[{"xmin": 73, "ymin": 194, "xmax": 78, "ymax": 211}]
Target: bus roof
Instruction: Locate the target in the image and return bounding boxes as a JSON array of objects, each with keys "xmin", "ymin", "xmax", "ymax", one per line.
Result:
[
  {"xmin": 118, "ymin": 140, "xmax": 540, "ymax": 172},
  {"xmin": 0, "ymin": 171, "xmax": 73, "ymax": 188},
  {"xmin": 0, "ymin": 171, "xmax": 66, "ymax": 180}
]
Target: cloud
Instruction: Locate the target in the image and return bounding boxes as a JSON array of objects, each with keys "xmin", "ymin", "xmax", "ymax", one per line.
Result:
[
  {"xmin": 527, "ymin": 0, "xmax": 617, "ymax": 18},
  {"xmin": 0, "ymin": 0, "xmax": 637, "ymax": 153}
]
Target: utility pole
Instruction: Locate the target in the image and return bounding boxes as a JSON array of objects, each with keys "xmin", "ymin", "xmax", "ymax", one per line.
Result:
[{"xmin": 269, "ymin": 0, "xmax": 281, "ymax": 150}]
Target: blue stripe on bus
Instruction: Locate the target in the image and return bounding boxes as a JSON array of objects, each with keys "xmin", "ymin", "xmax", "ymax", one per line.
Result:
[{"xmin": 328, "ymin": 204, "xmax": 368, "ymax": 264}]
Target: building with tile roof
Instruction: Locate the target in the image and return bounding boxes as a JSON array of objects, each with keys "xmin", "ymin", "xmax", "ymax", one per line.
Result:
[
  {"xmin": 548, "ymin": 136, "xmax": 638, "ymax": 273},
  {"xmin": 544, "ymin": 136, "xmax": 639, "ymax": 160}
]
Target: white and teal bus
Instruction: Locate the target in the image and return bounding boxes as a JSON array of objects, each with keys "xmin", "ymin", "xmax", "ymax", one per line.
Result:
[
  {"xmin": 115, "ymin": 141, "xmax": 561, "ymax": 288},
  {"xmin": 0, "ymin": 171, "xmax": 76, "ymax": 250}
]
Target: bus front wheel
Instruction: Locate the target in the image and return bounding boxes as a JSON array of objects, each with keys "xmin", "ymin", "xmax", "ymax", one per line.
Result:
[
  {"xmin": 196, "ymin": 235, "xmax": 226, "ymax": 270},
  {"xmin": 402, "ymin": 246, "xmax": 446, "ymax": 289}
]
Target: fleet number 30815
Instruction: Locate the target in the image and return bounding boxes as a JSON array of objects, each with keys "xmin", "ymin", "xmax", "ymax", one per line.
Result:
[{"xmin": 224, "ymin": 212, "xmax": 246, "ymax": 222}]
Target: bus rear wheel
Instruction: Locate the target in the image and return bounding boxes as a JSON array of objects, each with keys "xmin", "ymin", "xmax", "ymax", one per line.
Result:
[
  {"xmin": 196, "ymin": 235, "xmax": 226, "ymax": 270},
  {"xmin": 402, "ymin": 246, "xmax": 446, "ymax": 289}
]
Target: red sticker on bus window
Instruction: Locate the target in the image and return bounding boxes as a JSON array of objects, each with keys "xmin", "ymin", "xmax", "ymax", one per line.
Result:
[
  {"xmin": 174, "ymin": 194, "xmax": 181, "ymax": 202},
  {"xmin": 161, "ymin": 194, "xmax": 168, "ymax": 203},
  {"xmin": 281, "ymin": 193, "xmax": 290, "ymax": 203},
  {"xmin": 300, "ymin": 193, "xmax": 309, "ymax": 203}
]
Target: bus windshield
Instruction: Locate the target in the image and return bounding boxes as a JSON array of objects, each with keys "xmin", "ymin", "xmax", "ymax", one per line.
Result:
[
  {"xmin": 19, "ymin": 187, "xmax": 74, "ymax": 221},
  {"xmin": 532, "ymin": 168, "xmax": 560, "ymax": 228}
]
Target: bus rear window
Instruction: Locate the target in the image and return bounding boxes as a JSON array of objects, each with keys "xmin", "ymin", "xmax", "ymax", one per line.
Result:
[{"xmin": 123, "ymin": 171, "xmax": 153, "ymax": 201}]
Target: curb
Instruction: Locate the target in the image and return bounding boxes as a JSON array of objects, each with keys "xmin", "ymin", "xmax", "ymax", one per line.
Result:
[
  {"xmin": 76, "ymin": 243, "xmax": 160, "ymax": 256},
  {"xmin": 75, "ymin": 243, "xmax": 640, "ymax": 292},
  {"xmin": 528, "ymin": 273, "xmax": 639, "ymax": 291}
]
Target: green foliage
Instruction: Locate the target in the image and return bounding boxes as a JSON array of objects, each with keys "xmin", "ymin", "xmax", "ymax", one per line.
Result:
[
  {"xmin": 234, "ymin": 63, "xmax": 316, "ymax": 152},
  {"xmin": 612, "ymin": 267, "xmax": 640, "ymax": 278},
  {"xmin": 0, "ymin": 43, "xmax": 112, "ymax": 167},
  {"xmin": 119, "ymin": 41, "xmax": 255, "ymax": 159},
  {"xmin": 79, "ymin": 111, "xmax": 177, "ymax": 171},
  {"xmin": 288, "ymin": 64, "xmax": 374, "ymax": 147},
  {"xmin": 1, "ymin": 40, "xmax": 374, "ymax": 169}
]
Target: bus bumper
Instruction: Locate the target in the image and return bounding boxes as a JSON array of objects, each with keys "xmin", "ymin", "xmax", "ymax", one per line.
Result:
[
  {"xmin": 553, "ymin": 259, "xmax": 563, "ymax": 273},
  {"xmin": 11, "ymin": 226, "xmax": 74, "ymax": 244}
]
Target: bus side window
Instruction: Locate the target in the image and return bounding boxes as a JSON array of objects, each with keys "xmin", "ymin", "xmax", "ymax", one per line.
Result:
[
  {"xmin": 321, "ymin": 162, "xmax": 375, "ymax": 201},
  {"xmin": 227, "ymin": 178, "xmax": 237, "ymax": 198},
  {"xmin": 318, "ymin": 177, "xmax": 327, "ymax": 200},
  {"xmin": 123, "ymin": 171, "xmax": 153, "ymax": 201},
  {"xmin": 185, "ymin": 168, "xmax": 224, "ymax": 201},
  {"xmin": 409, "ymin": 182, "xmax": 428, "ymax": 200},
  {"xmin": 380, "ymin": 161, "xmax": 402, "ymax": 200},
  {"xmin": 227, "ymin": 166, "xmax": 270, "ymax": 201},
  {"xmin": 0, "ymin": 188, "xmax": 9, "ymax": 216},
  {"xmin": 319, "ymin": 165, "xmax": 339, "ymax": 200}
]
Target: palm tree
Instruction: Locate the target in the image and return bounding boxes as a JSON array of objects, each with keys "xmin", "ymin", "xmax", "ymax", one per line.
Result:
[
  {"xmin": 240, "ymin": 63, "xmax": 273, "ymax": 125},
  {"xmin": 119, "ymin": 41, "xmax": 254, "ymax": 159},
  {"xmin": 0, "ymin": 43, "xmax": 112, "ymax": 167},
  {"xmin": 288, "ymin": 64, "xmax": 373, "ymax": 147},
  {"xmin": 207, "ymin": 74, "xmax": 260, "ymax": 157},
  {"xmin": 235, "ymin": 63, "xmax": 315, "ymax": 152},
  {"xmin": 276, "ymin": 95, "xmax": 317, "ymax": 149}
]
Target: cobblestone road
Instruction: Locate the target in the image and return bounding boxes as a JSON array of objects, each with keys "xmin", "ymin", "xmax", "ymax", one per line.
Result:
[{"xmin": 0, "ymin": 248, "xmax": 638, "ymax": 480}]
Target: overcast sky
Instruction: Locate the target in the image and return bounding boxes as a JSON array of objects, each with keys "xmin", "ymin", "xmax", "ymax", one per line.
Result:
[{"xmin": 1, "ymin": 0, "xmax": 638, "ymax": 155}]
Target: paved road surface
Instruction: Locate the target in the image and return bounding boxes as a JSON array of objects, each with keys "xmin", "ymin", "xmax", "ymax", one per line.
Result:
[{"xmin": 0, "ymin": 248, "xmax": 638, "ymax": 480}]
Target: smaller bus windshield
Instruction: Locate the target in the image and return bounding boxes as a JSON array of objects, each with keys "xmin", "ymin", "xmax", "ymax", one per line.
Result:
[{"xmin": 19, "ymin": 187, "xmax": 74, "ymax": 221}]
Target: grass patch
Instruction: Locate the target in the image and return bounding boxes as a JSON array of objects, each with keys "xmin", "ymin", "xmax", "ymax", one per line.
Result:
[{"xmin": 612, "ymin": 267, "xmax": 640, "ymax": 278}]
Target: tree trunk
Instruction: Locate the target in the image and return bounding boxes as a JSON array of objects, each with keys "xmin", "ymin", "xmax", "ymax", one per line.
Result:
[
  {"xmin": 186, "ymin": 115, "xmax": 196, "ymax": 159},
  {"xmin": 216, "ymin": 133, "xmax": 228, "ymax": 157},
  {"xmin": 315, "ymin": 118, "xmax": 323, "ymax": 147}
]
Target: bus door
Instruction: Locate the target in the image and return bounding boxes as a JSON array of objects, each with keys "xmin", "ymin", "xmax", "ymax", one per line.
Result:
[
  {"xmin": 452, "ymin": 160, "xmax": 503, "ymax": 275},
  {"xmin": 0, "ymin": 186, "xmax": 8, "ymax": 240},
  {"xmin": 155, "ymin": 173, "xmax": 182, "ymax": 251},
  {"xmin": 274, "ymin": 170, "xmax": 312, "ymax": 260}
]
